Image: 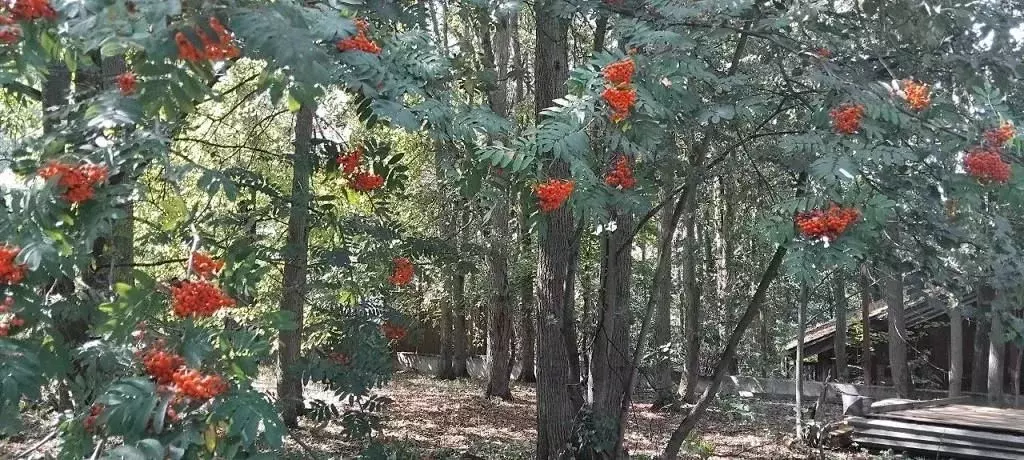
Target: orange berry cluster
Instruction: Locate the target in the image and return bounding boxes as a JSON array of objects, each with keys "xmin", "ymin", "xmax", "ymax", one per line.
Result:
[
  {"xmin": 964, "ymin": 147, "xmax": 1011, "ymax": 183},
  {"xmin": 337, "ymin": 147, "xmax": 362, "ymax": 174},
  {"xmin": 142, "ymin": 348, "xmax": 186, "ymax": 384},
  {"xmin": 190, "ymin": 251, "xmax": 224, "ymax": 279},
  {"xmin": 602, "ymin": 58, "xmax": 635, "ymax": 86},
  {"xmin": 381, "ymin": 321, "xmax": 407, "ymax": 341},
  {"xmin": 0, "ymin": 15, "xmax": 20, "ymax": 44},
  {"xmin": 902, "ymin": 79, "xmax": 930, "ymax": 111},
  {"xmin": 172, "ymin": 368, "xmax": 228, "ymax": 400},
  {"xmin": 795, "ymin": 204, "xmax": 861, "ymax": 241},
  {"xmin": 0, "ymin": 245, "xmax": 25, "ymax": 285},
  {"xmin": 535, "ymin": 179, "xmax": 574, "ymax": 213},
  {"xmin": 984, "ymin": 121, "xmax": 1016, "ymax": 148},
  {"xmin": 175, "ymin": 17, "xmax": 240, "ymax": 63},
  {"xmin": 388, "ymin": 257, "xmax": 414, "ymax": 286},
  {"xmin": 37, "ymin": 161, "xmax": 109, "ymax": 203},
  {"xmin": 829, "ymin": 103, "xmax": 865, "ymax": 135},
  {"xmin": 140, "ymin": 346, "xmax": 227, "ymax": 400},
  {"xmin": 963, "ymin": 122, "xmax": 1015, "ymax": 184},
  {"xmin": 604, "ymin": 155, "xmax": 636, "ymax": 189},
  {"xmin": 336, "ymin": 18, "xmax": 381, "ymax": 54},
  {"xmin": 116, "ymin": 72, "xmax": 136, "ymax": 95},
  {"xmin": 170, "ymin": 280, "xmax": 235, "ymax": 318},
  {"xmin": 815, "ymin": 48, "xmax": 831, "ymax": 59},
  {"xmin": 8, "ymin": 0, "xmax": 56, "ymax": 21},
  {"xmin": 601, "ymin": 58, "xmax": 637, "ymax": 122}
]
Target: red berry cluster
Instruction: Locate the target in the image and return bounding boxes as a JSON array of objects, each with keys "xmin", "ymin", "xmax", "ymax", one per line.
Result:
[
  {"xmin": 0, "ymin": 14, "xmax": 20, "ymax": 44},
  {"xmin": 964, "ymin": 147, "xmax": 1011, "ymax": 183},
  {"xmin": 381, "ymin": 321, "xmax": 406, "ymax": 341},
  {"xmin": 0, "ymin": 245, "xmax": 25, "ymax": 285},
  {"xmin": 984, "ymin": 121, "xmax": 1015, "ymax": 148},
  {"xmin": 336, "ymin": 19, "xmax": 381, "ymax": 54},
  {"xmin": 37, "ymin": 161, "xmax": 109, "ymax": 203},
  {"xmin": 7, "ymin": 0, "xmax": 56, "ymax": 21},
  {"xmin": 815, "ymin": 48, "xmax": 831, "ymax": 59},
  {"xmin": 116, "ymin": 72, "xmax": 137, "ymax": 95},
  {"xmin": 175, "ymin": 17, "xmax": 240, "ymax": 63},
  {"xmin": 189, "ymin": 251, "xmax": 224, "ymax": 279},
  {"xmin": 351, "ymin": 171, "xmax": 385, "ymax": 192},
  {"xmin": 337, "ymin": 147, "xmax": 362, "ymax": 174},
  {"xmin": 829, "ymin": 103, "xmax": 865, "ymax": 135},
  {"xmin": 388, "ymin": 257, "xmax": 414, "ymax": 286},
  {"xmin": 337, "ymin": 145, "xmax": 384, "ymax": 192},
  {"xmin": 142, "ymin": 348, "xmax": 186, "ymax": 384},
  {"xmin": 602, "ymin": 58, "xmax": 635, "ymax": 86},
  {"xmin": 170, "ymin": 280, "xmax": 235, "ymax": 318},
  {"xmin": 328, "ymin": 351, "xmax": 350, "ymax": 365},
  {"xmin": 535, "ymin": 179, "xmax": 574, "ymax": 213},
  {"xmin": 795, "ymin": 204, "xmax": 861, "ymax": 241},
  {"xmin": 902, "ymin": 79, "xmax": 930, "ymax": 111},
  {"xmin": 172, "ymin": 369, "xmax": 228, "ymax": 400},
  {"xmin": 0, "ymin": 297, "xmax": 24, "ymax": 336},
  {"xmin": 604, "ymin": 155, "xmax": 636, "ymax": 189},
  {"xmin": 83, "ymin": 404, "xmax": 103, "ymax": 432}
]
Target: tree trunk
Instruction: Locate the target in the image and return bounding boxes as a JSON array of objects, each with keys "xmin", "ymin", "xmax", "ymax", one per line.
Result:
[
  {"xmin": 859, "ymin": 264, "xmax": 874, "ymax": 385},
  {"xmin": 795, "ymin": 283, "xmax": 807, "ymax": 441},
  {"xmin": 277, "ymin": 105, "xmax": 314, "ymax": 428},
  {"xmin": 438, "ymin": 285, "xmax": 456, "ymax": 380},
  {"xmin": 454, "ymin": 271, "xmax": 469, "ymax": 378},
  {"xmin": 679, "ymin": 147, "xmax": 705, "ymax": 404},
  {"xmin": 589, "ymin": 197, "xmax": 634, "ymax": 454},
  {"xmin": 651, "ymin": 166, "xmax": 679, "ymax": 410},
  {"xmin": 949, "ymin": 304, "xmax": 963, "ymax": 397},
  {"xmin": 970, "ymin": 312, "xmax": 991, "ymax": 393},
  {"xmin": 534, "ymin": 2, "xmax": 582, "ymax": 457},
  {"xmin": 885, "ymin": 270, "xmax": 912, "ymax": 398},
  {"xmin": 1010, "ymin": 344, "xmax": 1022, "ymax": 408},
  {"xmin": 517, "ymin": 216, "xmax": 537, "ymax": 383},
  {"xmin": 713, "ymin": 177, "xmax": 736, "ymax": 374},
  {"xmin": 662, "ymin": 245, "xmax": 787, "ymax": 459},
  {"xmin": 476, "ymin": 4, "xmax": 515, "ymax": 399},
  {"xmin": 758, "ymin": 307, "xmax": 772, "ymax": 378},
  {"xmin": 985, "ymin": 285, "xmax": 1004, "ymax": 403},
  {"xmin": 833, "ymin": 275, "xmax": 849, "ymax": 382}
]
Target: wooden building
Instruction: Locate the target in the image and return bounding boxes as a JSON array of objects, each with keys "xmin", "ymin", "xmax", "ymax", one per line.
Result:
[{"xmin": 784, "ymin": 291, "xmax": 1023, "ymax": 393}]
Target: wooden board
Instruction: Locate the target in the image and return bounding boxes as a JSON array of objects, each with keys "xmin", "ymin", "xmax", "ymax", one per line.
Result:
[
  {"xmin": 851, "ymin": 427, "xmax": 1024, "ymax": 454},
  {"xmin": 868, "ymin": 396, "xmax": 972, "ymax": 414},
  {"xmin": 847, "ymin": 417, "xmax": 1024, "ymax": 449},
  {"xmin": 852, "ymin": 435, "xmax": 1024, "ymax": 460},
  {"xmin": 876, "ymin": 404, "xmax": 1024, "ymax": 435}
]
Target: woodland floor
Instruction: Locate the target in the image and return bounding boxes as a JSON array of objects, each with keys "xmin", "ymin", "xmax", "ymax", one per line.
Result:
[{"xmin": 3, "ymin": 372, "xmax": 910, "ymax": 459}]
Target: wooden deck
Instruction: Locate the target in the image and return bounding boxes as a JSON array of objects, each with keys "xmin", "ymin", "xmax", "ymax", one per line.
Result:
[{"xmin": 847, "ymin": 398, "xmax": 1024, "ymax": 459}]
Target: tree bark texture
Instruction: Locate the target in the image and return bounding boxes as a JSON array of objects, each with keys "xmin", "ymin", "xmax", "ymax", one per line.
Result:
[
  {"xmin": 678, "ymin": 147, "xmax": 706, "ymax": 404},
  {"xmin": 454, "ymin": 271, "xmax": 470, "ymax": 378},
  {"xmin": 833, "ymin": 275, "xmax": 849, "ymax": 382},
  {"xmin": 970, "ymin": 312, "xmax": 991, "ymax": 393},
  {"xmin": 517, "ymin": 216, "xmax": 537, "ymax": 383},
  {"xmin": 534, "ymin": 3, "xmax": 581, "ymax": 457},
  {"xmin": 277, "ymin": 105, "xmax": 314, "ymax": 428},
  {"xmin": 884, "ymin": 270, "xmax": 912, "ymax": 398}
]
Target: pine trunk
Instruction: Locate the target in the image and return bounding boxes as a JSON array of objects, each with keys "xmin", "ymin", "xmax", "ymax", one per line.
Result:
[
  {"xmin": 859, "ymin": 264, "xmax": 874, "ymax": 385},
  {"xmin": 985, "ymin": 285, "xmax": 1004, "ymax": 403},
  {"xmin": 678, "ymin": 147, "xmax": 705, "ymax": 403},
  {"xmin": 277, "ymin": 105, "xmax": 314, "ymax": 428},
  {"xmin": 534, "ymin": 3, "xmax": 581, "ymax": 457},
  {"xmin": 454, "ymin": 271, "xmax": 469, "ymax": 378},
  {"xmin": 833, "ymin": 275, "xmax": 849, "ymax": 382},
  {"xmin": 517, "ymin": 217, "xmax": 537, "ymax": 383},
  {"xmin": 885, "ymin": 270, "xmax": 912, "ymax": 398},
  {"xmin": 970, "ymin": 313, "xmax": 991, "ymax": 393},
  {"xmin": 949, "ymin": 304, "xmax": 963, "ymax": 397},
  {"xmin": 651, "ymin": 167, "xmax": 678, "ymax": 409}
]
